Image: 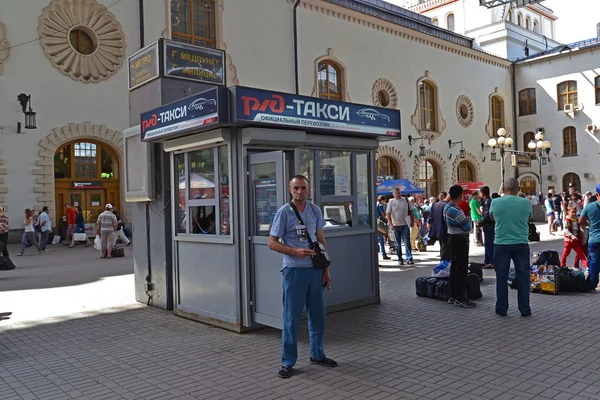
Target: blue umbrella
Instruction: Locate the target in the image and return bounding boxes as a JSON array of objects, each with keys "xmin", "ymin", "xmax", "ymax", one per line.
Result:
[{"xmin": 376, "ymin": 179, "xmax": 424, "ymax": 196}]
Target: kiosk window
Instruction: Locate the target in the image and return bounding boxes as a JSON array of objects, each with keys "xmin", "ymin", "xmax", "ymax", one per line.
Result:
[
  {"xmin": 252, "ymin": 163, "xmax": 278, "ymax": 236},
  {"xmin": 319, "ymin": 151, "xmax": 351, "ymax": 196},
  {"xmin": 299, "ymin": 149, "xmax": 314, "ymax": 202},
  {"xmin": 322, "ymin": 202, "xmax": 353, "ymax": 227},
  {"xmin": 175, "ymin": 145, "xmax": 230, "ymax": 237},
  {"xmin": 356, "ymin": 152, "xmax": 370, "ymax": 227}
]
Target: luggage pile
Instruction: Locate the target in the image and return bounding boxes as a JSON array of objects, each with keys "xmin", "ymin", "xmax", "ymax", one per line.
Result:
[
  {"xmin": 521, "ymin": 250, "xmax": 588, "ymax": 295},
  {"xmin": 416, "ymin": 262, "xmax": 482, "ymax": 301},
  {"xmin": 415, "ymin": 277, "xmax": 450, "ymax": 301}
]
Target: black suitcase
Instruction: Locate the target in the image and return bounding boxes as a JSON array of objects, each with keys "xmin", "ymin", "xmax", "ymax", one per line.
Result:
[
  {"xmin": 435, "ymin": 279, "xmax": 450, "ymax": 301},
  {"xmin": 0, "ymin": 256, "xmax": 16, "ymax": 271},
  {"xmin": 47, "ymin": 231, "xmax": 55, "ymax": 245},
  {"xmin": 557, "ymin": 268, "xmax": 587, "ymax": 293},
  {"xmin": 468, "ymin": 263, "xmax": 484, "ymax": 282},
  {"xmin": 466, "ymin": 273, "xmax": 482, "ymax": 299},
  {"xmin": 112, "ymin": 247, "xmax": 125, "ymax": 258},
  {"xmin": 415, "ymin": 277, "xmax": 429, "ymax": 297},
  {"xmin": 426, "ymin": 277, "xmax": 438, "ymax": 298}
]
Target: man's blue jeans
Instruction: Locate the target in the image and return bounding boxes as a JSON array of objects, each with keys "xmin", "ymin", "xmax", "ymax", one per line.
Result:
[
  {"xmin": 393, "ymin": 225, "xmax": 412, "ymax": 262},
  {"xmin": 483, "ymin": 226, "xmax": 495, "ymax": 265},
  {"xmin": 377, "ymin": 235, "xmax": 388, "ymax": 257},
  {"xmin": 587, "ymin": 242, "xmax": 600, "ymax": 290},
  {"xmin": 282, "ymin": 267, "xmax": 326, "ymax": 367},
  {"xmin": 494, "ymin": 244, "xmax": 531, "ymax": 315}
]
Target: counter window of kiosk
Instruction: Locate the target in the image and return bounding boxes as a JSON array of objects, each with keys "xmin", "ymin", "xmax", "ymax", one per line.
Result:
[
  {"xmin": 300, "ymin": 149, "xmax": 371, "ymax": 230},
  {"xmin": 175, "ymin": 145, "xmax": 231, "ymax": 237}
]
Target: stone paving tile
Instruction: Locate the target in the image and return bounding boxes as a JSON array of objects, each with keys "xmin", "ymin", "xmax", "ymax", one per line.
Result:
[{"xmin": 0, "ymin": 231, "xmax": 599, "ymax": 399}]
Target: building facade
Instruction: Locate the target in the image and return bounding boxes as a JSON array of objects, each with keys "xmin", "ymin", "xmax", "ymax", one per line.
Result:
[
  {"xmin": 408, "ymin": 0, "xmax": 561, "ymax": 60},
  {"xmin": 0, "ymin": 0, "xmax": 140, "ymax": 240},
  {"xmin": 515, "ymin": 38, "xmax": 600, "ymax": 195}
]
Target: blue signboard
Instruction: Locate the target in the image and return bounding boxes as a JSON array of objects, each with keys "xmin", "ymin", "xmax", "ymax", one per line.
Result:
[
  {"xmin": 231, "ymin": 86, "xmax": 401, "ymax": 138},
  {"xmin": 141, "ymin": 87, "xmax": 224, "ymax": 142}
]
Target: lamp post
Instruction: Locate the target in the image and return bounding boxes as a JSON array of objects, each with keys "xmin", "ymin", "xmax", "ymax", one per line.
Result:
[
  {"xmin": 17, "ymin": 93, "xmax": 37, "ymax": 130},
  {"xmin": 448, "ymin": 139, "xmax": 466, "ymax": 159},
  {"xmin": 527, "ymin": 130, "xmax": 551, "ymax": 199},
  {"xmin": 408, "ymin": 135, "xmax": 426, "ymax": 157},
  {"xmin": 485, "ymin": 128, "xmax": 514, "ymax": 185}
]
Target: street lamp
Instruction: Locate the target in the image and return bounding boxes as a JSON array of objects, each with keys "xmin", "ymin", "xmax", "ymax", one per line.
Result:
[
  {"xmin": 448, "ymin": 139, "xmax": 466, "ymax": 159},
  {"xmin": 482, "ymin": 128, "xmax": 514, "ymax": 185},
  {"xmin": 17, "ymin": 93, "xmax": 37, "ymax": 130},
  {"xmin": 408, "ymin": 135, "xmax": 426, "ymax": 157},
  {"xmin": 527, "ymin": 130, "xmax": 551, "ymax": 198}
]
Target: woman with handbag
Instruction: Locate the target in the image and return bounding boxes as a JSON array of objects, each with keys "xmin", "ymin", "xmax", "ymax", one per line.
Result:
[
  {"xmin": 69, "ymin": 206, "xmax": 91, "ymax": 248},
  {"xmin": 17, "ymin": 209, "xmax": 41, "ymax": 256}
]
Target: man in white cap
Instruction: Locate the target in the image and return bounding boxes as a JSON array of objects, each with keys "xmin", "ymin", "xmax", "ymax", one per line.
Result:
[{"xmin": 96, "ymin": 203, "xmax": 118, "ymax": 259}]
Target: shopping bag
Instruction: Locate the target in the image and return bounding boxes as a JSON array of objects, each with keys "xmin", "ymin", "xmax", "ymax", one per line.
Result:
[
  {"xmin": 94, "ymin": 235, "xmax": 101, "ymax": 250},
  {"xmin": 530, "ymin": 265, "xmax": 559, "ymax": 295},
  {"xmin": 432, "ymin": 260, "xmax": 451, "ymax": 278},
  {"xmin": 74, "ymin": 233, "xmax": 87, "ymax": 241},
  {"xmin": 52, "ymin": 235, "xmax": 61, "ymax": 245}
]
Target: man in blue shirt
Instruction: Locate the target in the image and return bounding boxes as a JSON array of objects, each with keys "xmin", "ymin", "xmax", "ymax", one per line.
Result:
[
  {"xmin": 444, "ymin": 185, "xmax": 474, "ymax": 308},
  {"xmin": 579, "ymin": 184, "xmax": 600, "ymax": 291},
  {"xmin": 38, "ymin": 206, "xmax": 52, "ymax": 252},
  {"xmin": 490, "ymin": 178, "xmax": 533, "ymax": 317},
  {"xmin": 269, "ymin": 175, "xmax": 336, "ymax": 379}
]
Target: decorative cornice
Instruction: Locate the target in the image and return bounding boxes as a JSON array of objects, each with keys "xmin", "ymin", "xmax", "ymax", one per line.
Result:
[
  {"xmin": 290, "ymin": 0, "xmax": 511, "ymax": 70},
  {"xmin": 0, "ymin": 21, "xmax": 10, "ymax": 75},
  {"xmin": 410, "ymin": 0, "xmax": 459, "ymax": 13}
]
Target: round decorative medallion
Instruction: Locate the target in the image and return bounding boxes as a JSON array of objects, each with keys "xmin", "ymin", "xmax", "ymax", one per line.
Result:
[
  {"xmin": 456, "ymin": 95, "xmax": 474, "ymax": 127},
  {"xmin": 372, "ymin": 78, "xmax": 398, "ymax": 108},
  {"xmin": 38, "ymin": 0, "xmax": 126, "ymax": 83}
]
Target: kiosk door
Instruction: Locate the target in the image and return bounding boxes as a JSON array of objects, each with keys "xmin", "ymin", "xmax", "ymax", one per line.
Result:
[{"xmin": 249, "ymin": 151, "xmax": 286, "ymax": 328}]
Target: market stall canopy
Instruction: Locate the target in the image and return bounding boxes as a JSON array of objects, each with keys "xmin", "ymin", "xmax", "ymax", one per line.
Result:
[
  {"xmin": 458, "ymin": 181, "xmax": 486, "ymax": 194},
  {"xmin": 376, "ymin": 179, "xmax": 424, "ymax": 195}
]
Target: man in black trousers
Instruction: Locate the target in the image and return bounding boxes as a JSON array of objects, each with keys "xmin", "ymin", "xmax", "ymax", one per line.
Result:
[{"xmin": 444, "ymin": 185, "xmax": 475, "ymax": 308}]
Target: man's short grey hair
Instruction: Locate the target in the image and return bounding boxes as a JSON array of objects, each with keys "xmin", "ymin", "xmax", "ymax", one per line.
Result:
[{"xmin": 503, "ymin": 178, "xmax": 519, "ymax": 192}]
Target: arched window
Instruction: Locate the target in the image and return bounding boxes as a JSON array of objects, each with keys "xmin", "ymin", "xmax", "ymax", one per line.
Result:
[
  {"xmin": 54, "ymin": 141, "xmax": 119, "ymax": 180},
  {"xmin": 563, "ymin": 173, "xmax": 581, "ymax": 193},
  {"xmin": 519, "ymin": 88, "xmax": 536, "ymax": 116},
  {"xmin": 171, "ymin": 0, "xmax": 216, "ymax": 48},
  {"xmin": 517, "ymin": 13, "xmax": 522, "ymax": 26},
  {"xmin": 507, "ymin": 9, "xmax": 513, "ymax": 23},
  {"xmin": 376, "ymin": 156, "xmax": 399, "ymax": 181},
  {"xmin": 557, "ymin": 80, "xmax": 578, "ymax": 110},
  {"xmin": 595, "ymin": 76, "xmax": 600, "ymax": 105},
  {"xmin": 520, "ymin": 176, "xmax": 537, "ymax": 195},
  {"xmin": 491, "ymin": 96, "xmax": 504, "ymax": 135},
  {"xmin": 533, "ymin": 20, "xmax": 539, "ymax": 33},
  {"xmin": 419, "ymin": 81, "xmax": 437, "ymax": 131},
  {"xmin": 563, "ymin": 127, "xmax": 578, "ymax": 156},
  {"xmin": 457, "ymin": 161, "xmax": 474, "ymax": 182},
  {"xmin": 432, "ymin": 18, "xmax": 439, "ymax": 26},
  {"xmin": 446, "ymin": 13, "xmax": 455, "ymax": 31},
  {"xmin": 318, "ymin": 60, "xmax": 343, "ymax": 101},
  {"xmin": 524, "ymin": 131, "xmax": 535, "ymax": 158},
  {"xmin": 525, "ymin": 16, "xmax": 531, "ymax": 30},
  {"xmin": 418, "ymin": 160, "xmax": 439, "ymax": 198}
]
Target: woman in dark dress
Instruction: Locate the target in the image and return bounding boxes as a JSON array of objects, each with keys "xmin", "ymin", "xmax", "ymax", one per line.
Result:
[{"xmin": 69, "ymin": 206, "xmax": 91, "ymax": 248}]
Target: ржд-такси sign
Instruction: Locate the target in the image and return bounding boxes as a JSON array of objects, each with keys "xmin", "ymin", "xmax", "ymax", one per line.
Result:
[{"xmin": 232, "ymin": 86, "xmax": 401, "ymax": 138}]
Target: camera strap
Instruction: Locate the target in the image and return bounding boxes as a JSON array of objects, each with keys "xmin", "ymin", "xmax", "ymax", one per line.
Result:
[{"xmin": 289, "ymin": 201, "xmax": 317, "ymax": 249}]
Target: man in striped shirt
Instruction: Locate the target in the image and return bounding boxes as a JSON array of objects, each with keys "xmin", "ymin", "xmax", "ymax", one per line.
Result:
[{"xmin": 444, "ymin": 185, "xmax": 475, "ymax": 308}]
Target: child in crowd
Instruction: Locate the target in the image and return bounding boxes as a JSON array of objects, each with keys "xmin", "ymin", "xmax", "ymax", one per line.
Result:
[{"xmin": 560, "ymin": 205, "xmax": 587, "ymax": 269}]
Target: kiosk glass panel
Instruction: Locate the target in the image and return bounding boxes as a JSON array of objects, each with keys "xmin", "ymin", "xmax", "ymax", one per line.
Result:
[
  {"xmin": 299, "ymin": 149, "xmax": 314, "ymax": 202},
  {"xmin": 219, "ymin": 146, "xmax": 231, "ymax": 235},
  {"xmin": 319, "ymin": 151, "xmax": 352, "ymax": 196},
  {"xmin": 175, "ymin": 153, "xmax": 187, "ymax": 234},
  {"xmin": 188, "ymin": 148, "xmax": 216, "ymax": 200},
  {"xmin": 252, "ymin": 163, "xmax": 278, "ymax": 236},
  {"xmin": 356, "ymin": 152, "xmax": 371, "ymax": 227}
]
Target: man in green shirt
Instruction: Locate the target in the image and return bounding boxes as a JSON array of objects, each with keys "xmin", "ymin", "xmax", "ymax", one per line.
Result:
[
  {"xmin": 490, "ymin": 178, "xmax": 533, "ymax": 317},
  {"xmin": 470, "ymin": 190, "xmax": 483, "ymax": 246}
]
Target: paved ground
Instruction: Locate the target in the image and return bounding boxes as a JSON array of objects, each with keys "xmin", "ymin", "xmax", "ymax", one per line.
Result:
[{"xmin": 1, "ymin": 227, "xmax": 600, "ymax": 400}]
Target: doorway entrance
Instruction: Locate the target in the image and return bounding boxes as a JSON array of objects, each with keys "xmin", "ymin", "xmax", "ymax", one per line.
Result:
[{"xmin": 54, "ymin": 140, "xmax": 120, "ymax": 234}]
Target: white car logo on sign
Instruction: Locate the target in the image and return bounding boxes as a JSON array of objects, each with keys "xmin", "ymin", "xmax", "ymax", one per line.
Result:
[
  {"xmin": 356, "ymin": 108, "xmax": 390, "ymax": 123},
  {"xmin": 188, "ymin": 98, "xmax": 217, "ymax": 111}
]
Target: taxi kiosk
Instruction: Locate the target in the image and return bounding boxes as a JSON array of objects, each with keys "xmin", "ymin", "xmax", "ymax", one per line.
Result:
[{"xmin": 128, "ymin": 85, "xmax": 401, "ymax": 332}]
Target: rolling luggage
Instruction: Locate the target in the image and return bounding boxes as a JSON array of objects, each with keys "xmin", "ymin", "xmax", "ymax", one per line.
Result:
[
  {"xmin": 112, "ymin": 247, "xmax": 125, "ymax": 258},
  {"xmin": 466, "ymin": 273, "xmax": 482, "ymax": 299},
  {"xmin": 415, "ymin": 277, "xmax": 429, "ymax": 297},
  {"xmin": 0, "ymin": 256, "xmax": 16, "ymax": 271},
  {"xmin": 415, "ymin": 276, "xmax": 449, "ymax": 301}
]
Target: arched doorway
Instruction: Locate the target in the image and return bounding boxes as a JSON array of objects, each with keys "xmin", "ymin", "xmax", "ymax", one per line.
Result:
[
  {"xmin": 520, "ymin": 176, "xmax": 537, "ymax": 195},
  {"xmin": 54, "ymin": 140, "xmax": 121, "ymax": 231},
  {"xmin": 418, "ymin": 159, "xmax": 439, "ymax": 198},
  {"xmin": 376, "ymin": 156, "xmax": 399, "ymax": 183},
  {"xmin": 562, "ymin": 173, "xmax": 581, "ymax": 193},
  {"xmin": 457, "ymin": 160, "xmax": 475, "ymax": 182}
]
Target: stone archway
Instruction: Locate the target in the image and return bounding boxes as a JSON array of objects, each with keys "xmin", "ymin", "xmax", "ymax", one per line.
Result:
[
  {"xmin": 33, "ymin": 122, "xmax": 123, "ymax": 221},
  {"xmin": 451, "ymin": 151, "xmax": 482, "ymax": 183},
  {"xmin": 413, "ymin": 149, "xmax": 448, "ymax": 194},
  {"xmin": 376, "ymin": 145, "xmax": 407, "ymax": 178}
]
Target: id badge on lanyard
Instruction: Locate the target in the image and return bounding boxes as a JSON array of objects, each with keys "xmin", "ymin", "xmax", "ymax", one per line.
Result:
[{"xmin": 296, "ymin": 224, "xmax": 307, "ymax": 242}]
